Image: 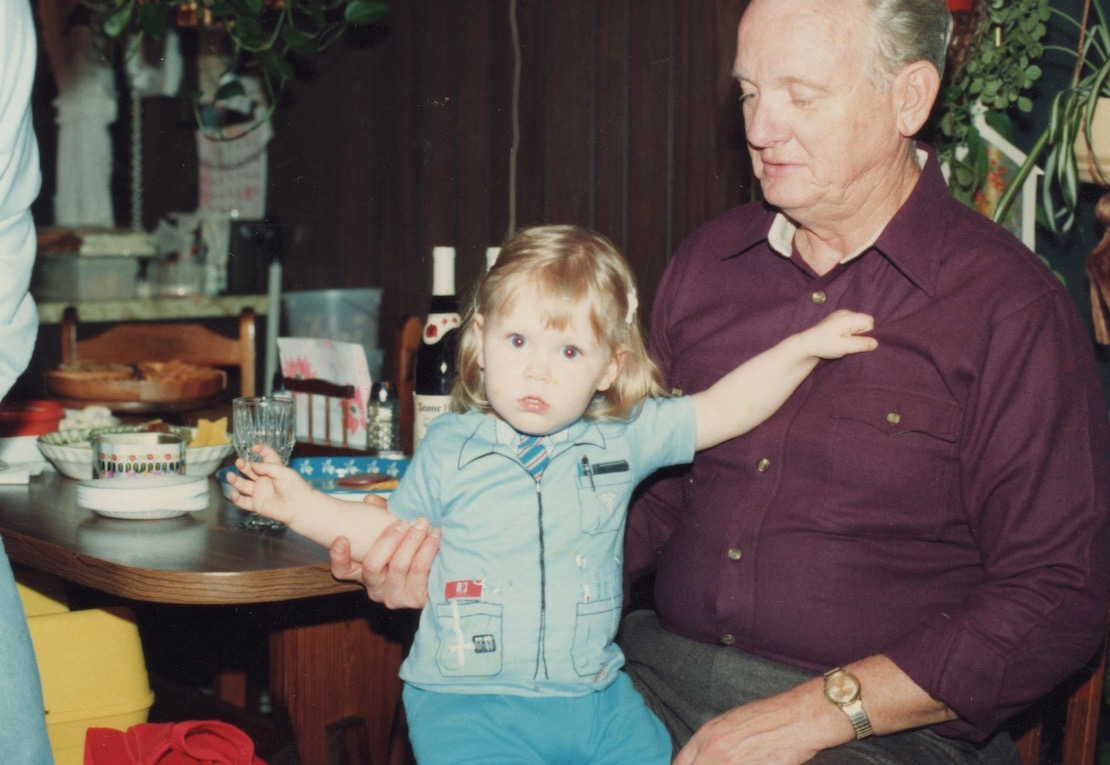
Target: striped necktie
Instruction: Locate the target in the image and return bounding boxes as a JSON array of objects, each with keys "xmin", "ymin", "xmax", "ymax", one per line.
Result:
[{"xmin": 517, "ymin": 434, "xmax": 549, "ymax": 481}]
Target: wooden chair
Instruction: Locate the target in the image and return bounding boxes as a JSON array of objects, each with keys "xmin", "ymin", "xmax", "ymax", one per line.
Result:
[
  {"xmin": 394, "ymin": 315, "xmax": 422, "ymax": 455},
  {"xmin": 60, "ymin": 306, "xmax": 257, "ymax": 398},
  {"xmin": 1010, "ymin": 636, "xmax": 1106, "ymax": 764},
  {"xmin": 285, "ymin": 315, "xmax": 422, "ymax": 458},
  {"xmin": 283, "ymin": 377, "xmax": 359, "ymax": 451}
]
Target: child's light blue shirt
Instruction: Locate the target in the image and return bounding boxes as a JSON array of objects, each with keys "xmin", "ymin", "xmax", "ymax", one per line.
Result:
[{"xmin": 389, "ymin": 395, "xmax": 696, "ymax": 697}]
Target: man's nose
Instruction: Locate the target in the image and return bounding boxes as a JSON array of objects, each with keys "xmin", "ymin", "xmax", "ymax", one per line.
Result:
[{"xmin": 743, "ymin": 98, "xmax": 784, "ymax": 148}]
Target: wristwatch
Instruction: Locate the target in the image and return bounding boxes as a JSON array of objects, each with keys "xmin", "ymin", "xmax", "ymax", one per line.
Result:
[{"xmin": 823, "ymin": 668, "xmax": 874, "ymax": 739}]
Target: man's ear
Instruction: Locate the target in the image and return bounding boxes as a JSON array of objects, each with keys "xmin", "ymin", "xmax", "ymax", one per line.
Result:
[
  {"xmin": 893, "ymin": 60, "xmax": 941, "ymax": 138},
  {"xmin": 596, "ymin": 348, "xmax": 624, "ymax": 393},
  {"xmin": 474, "ymin": 314, "xmax": 486, "ymax": 369}
]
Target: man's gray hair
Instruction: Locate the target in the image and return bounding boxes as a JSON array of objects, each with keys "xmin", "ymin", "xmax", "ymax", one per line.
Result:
[{"xmin": 865, "ymin": 0, "xmax": 953, "ymax": 87}]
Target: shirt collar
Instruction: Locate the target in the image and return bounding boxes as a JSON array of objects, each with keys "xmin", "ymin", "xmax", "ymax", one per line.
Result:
[
  {"xmin": 760, "ymin": 145, "xmax": 946, "ymax": 296},
  {"xmin": 458, "ymin": 414, "xmax": 607, "ymax": 467}
]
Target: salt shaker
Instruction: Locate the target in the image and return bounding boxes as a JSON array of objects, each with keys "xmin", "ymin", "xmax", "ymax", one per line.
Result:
[{"xmin": 367, "ymin": 381, "xmax": 401, "ymax": 455}]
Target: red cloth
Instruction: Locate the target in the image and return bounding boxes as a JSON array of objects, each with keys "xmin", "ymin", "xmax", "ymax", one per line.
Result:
[{"xmin": 84, "ymin": 721, "xmax": 267, "ymax": 765}]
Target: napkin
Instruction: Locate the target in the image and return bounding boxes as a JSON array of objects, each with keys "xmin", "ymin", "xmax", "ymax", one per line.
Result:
[
  {"xmin": 0, "ymin": 464, "xmax": 30, "ymax": 484},
  {"xmin": 85, "ymin": 720, "xmax": 267, "ymax": 765}
]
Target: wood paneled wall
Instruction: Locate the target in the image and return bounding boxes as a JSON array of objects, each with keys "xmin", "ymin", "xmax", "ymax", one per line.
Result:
[
  {"xmin": 32, "ymin": 1, "xmax": 754, "ymax": 382},
  {"xmin": 267, "ymin": 0, "xmax": 753, "ymax": 378}
]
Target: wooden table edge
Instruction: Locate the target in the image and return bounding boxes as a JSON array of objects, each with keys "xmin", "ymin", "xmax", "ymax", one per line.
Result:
[{"xmin": 1, "ymin": 527, "xmax": 362, "ymax": 605}]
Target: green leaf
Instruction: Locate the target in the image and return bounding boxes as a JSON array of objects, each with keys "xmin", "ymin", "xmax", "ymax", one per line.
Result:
[
  {"xmin": 102, "ymin": 5, "xmax": 132, "ymax": 39},
  {"xmin": 258, "ymin": 48, "xmax": 294, "ymax": 89},
  {"xmin": 345, "ymin": 0, "xmax": 390, "ymax": 25},
  {"xmin": 281, "ymin": 24, "xmax": 317, "ymax": 57},
  {"xmin": 135, "ymin": 3, "xmax": 168, "ymax": 39},
  {"xmin": 214, "ymin": 79, "xmax": 248, "ymax": 102}
]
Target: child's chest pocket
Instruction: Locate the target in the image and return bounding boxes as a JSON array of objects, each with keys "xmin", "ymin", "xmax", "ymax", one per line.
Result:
[{"xmin": 575, "ymin": 456, "xmax": 633, "ymax": 535}]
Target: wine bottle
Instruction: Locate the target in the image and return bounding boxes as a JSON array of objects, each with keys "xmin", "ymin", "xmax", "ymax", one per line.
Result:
[{"xmin": 413, "ymin": 246, "xmax": 461, "ymax": 450}]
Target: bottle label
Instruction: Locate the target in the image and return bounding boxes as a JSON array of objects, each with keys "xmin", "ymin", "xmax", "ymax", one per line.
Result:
[
  {"xmin": 413, "ymin": 393, "xmax": 452, "ymax": 449},
  {"xmin": 423, "ymin": 312, "xmax": 461, "ymax": 345}
]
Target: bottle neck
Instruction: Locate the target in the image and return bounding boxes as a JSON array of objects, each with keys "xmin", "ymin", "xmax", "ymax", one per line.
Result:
[{"xmin": 431, "ymin": 247, "xmax": 456, "ymax": 297}]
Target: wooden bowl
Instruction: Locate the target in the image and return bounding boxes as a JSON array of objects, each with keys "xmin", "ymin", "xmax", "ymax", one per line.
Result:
[{"xmin": 46, "ymin": 363, "xmax": 226, "ymax": 404}]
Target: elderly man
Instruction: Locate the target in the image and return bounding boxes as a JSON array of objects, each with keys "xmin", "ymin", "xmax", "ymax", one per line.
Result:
[
  {"xmin": 616, "ymin": 0, "xmax": 1110, "ymax": 763},
  {"xmin": 332, "ymin": 0, "xmax": 1110, "ymax": 762}
]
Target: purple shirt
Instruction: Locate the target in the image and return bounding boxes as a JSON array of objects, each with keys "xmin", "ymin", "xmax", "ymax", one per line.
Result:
[{"xmin": 625, "ymin": 146, "xmax": 1110, "ymax": 741}]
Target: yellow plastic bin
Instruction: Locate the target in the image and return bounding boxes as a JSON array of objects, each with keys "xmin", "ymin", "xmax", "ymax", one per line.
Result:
[
  {"xmin": 15, "ymin": 569, "xmax": 70, "ymax": 616},
  {"xmin": 25, "ymin": 606, "xmax": 154, "ymax": 765}
]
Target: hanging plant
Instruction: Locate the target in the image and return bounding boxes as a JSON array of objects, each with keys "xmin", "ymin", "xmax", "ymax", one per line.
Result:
[
  {"xmin": 79, "ymin": 0, "xmax": 389, "ymax": 137},
  {"xmin": 931, "ymin": 0, "xmax": 1050, "ymax": 209}
]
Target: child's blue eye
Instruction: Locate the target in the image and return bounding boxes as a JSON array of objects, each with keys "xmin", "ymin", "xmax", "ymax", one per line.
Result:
[
  {"xmin": 562, "ymin": 346, "xmax": 580, "ymax": 360},
  {"xmin": 509, "ymin": 334, "xmax": 526, "ymax": 348}
]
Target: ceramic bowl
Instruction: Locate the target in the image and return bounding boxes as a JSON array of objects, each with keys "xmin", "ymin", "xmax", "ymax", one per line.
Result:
[
  {"xmin": 91, "ymin": 432, "xmax": 187, "ymax": 478},
  {"xmin": 38, "ymin": 425, "xmax": 232, "ymax": 479},
  {"xmin": 185, "ymin": 441, "xmax": 234, "ymax": 477},
  {"xmin": 37, "ymin": 429, "xmax": 98, "ymax": 479}
]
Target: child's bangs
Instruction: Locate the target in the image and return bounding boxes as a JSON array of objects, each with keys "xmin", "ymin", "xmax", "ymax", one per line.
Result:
[{"xmin": 532, "ymin": 267, "xmax": 609, "ymax": 338}]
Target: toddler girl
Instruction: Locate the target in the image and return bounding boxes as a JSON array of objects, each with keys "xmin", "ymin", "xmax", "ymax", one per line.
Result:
[{"xmin": 230, "ymin": 224, "xmax": 876, "ymax": 764}]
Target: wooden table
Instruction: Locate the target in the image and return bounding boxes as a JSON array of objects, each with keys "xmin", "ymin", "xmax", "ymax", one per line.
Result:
[{"xmin": 0, "ymin": 471, "xmax": 411, "ymax": 765}]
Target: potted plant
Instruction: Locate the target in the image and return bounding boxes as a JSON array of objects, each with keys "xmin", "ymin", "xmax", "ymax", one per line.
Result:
[
  {"xmin": 993, "ymin": 0, "xmax": 1109, "ymax": 232},
  {"xmin": 78, "ymin": 0, "xmax": 389, "ymax": 136}
]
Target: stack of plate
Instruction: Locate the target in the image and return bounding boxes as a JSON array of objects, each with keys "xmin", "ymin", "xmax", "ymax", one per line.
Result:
[{"xmin": 76, "ymin": 475, "xmax": 210, "ymax": 519}]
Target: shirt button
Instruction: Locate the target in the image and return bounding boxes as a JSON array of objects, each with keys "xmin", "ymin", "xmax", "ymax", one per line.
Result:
[
  {"xmin": 756, "ymin": 457, "xmax": 771, "ymax": 472},
  {"xmin": 886, "ymin": 411, "xmax": 902, "ymax": 426},
  {"xmin": 727, "ymin": 547, "xmax": 742, "ymax": 561},
  {"xmin": 721, "ymin": 634, "xmax": 736, "ymax": 646},
  {"xmin": 811, "ymin": 290, "xmax": 827, "ymax": 304}
]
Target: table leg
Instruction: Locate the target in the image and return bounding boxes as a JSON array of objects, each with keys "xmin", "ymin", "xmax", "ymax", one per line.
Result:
[{"xmin": 268, "ymin": 599, "xmax": 413, "ymax": 765}]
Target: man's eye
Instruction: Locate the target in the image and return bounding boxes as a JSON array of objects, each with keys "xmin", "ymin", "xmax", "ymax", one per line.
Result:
[
  {"xmin": 509, "ymin": 334, "xmax": 526, "ymax": 348},
  {"xmin": 562, "ymin": 346, "xmax": 580, "ymax": 360}
]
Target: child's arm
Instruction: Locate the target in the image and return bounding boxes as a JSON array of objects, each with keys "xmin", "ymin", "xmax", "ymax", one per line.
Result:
[
  {"xmin": 692, "ymin": 309, "xmax": 876, "ymax": 450},
  {"xmin": 228, "ymin": 444, "xmax": 397, "ymax": 561}
]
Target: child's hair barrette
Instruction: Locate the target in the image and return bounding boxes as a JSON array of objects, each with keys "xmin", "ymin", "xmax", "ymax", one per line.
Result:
[{"xmin": 625, "ymin": 290, "xmax": 639, "ymax": 324}]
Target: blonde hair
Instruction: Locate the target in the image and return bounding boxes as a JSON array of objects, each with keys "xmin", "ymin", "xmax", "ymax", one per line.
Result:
[{"xmin": 452, "ymin": 225, "xmax": 665, "ymax": 421}]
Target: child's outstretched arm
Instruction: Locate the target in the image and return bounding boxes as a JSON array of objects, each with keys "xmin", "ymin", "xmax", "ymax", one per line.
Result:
[
  {"xmin": 228, "ymin": 444, "xmax": 397, "ymax": 561},
  {"xmin": 692, "ymin": 309, "xmax": 876, "ymax": 450}
]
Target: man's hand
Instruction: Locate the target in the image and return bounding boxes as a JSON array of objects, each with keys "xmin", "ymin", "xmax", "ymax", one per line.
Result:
[
  {"xmin": 674, "ymin": 656, "xmax": 956, "ymax": 764},
  {"xmin": 674, "ymin": 678, "xmax": 851, "ymax": 765},
  {"xmin": 328, "ymin": 499, "xmax": 439, "ymax": 609}
]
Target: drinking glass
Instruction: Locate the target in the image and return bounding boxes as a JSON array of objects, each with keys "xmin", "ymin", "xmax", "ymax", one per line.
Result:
[{"xmin": 232, "ymin": 396, "xmax": 296, "ymax": 529}]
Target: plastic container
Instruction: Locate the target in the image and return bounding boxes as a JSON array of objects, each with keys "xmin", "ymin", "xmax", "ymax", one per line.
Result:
[
  {"xmin": 0, "ymin": 400, "xmax": 64, "ymax": 437},
  {"xmin": 31, "ymin": 254, "xmax": 141, "ymax": 301},
  {"xmin": 26, "ymin": 606, "xmax": 153, "ymax": 765},
  {"xmin": 283, "ymin": 288, "xmax": 384, "ymax": 381},
  {"xmin": 0, "ymin": 401, "xmax": 65, "ymax": 467}
]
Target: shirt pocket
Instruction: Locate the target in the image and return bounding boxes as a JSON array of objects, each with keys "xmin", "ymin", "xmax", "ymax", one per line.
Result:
[
  {"xmin": 434, "ymin": 600, "xmax": 504, "ymax": 677},
  {"xmin": 811, "ymin": 388, "xmax": 962, "ymax": 539},
  {"xmin": 576, "ymin": 458, "xmax": 633, "ymax": 535},
  {"xmin": 571, "ymin": 596, "xmax": 621, "ymax": 677}
]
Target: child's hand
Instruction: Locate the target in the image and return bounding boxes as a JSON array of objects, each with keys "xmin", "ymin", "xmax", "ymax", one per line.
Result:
[
  {"xmin": 805, "ymin": 309, "xmax": 877, "ymax": 359},
  {"xmin": 227, "ymin": 457, "xmax": 314, "ymax": 525},
  {"xmin": 240, "ymin": 443, "xmax": 285, "ymax": 471}
]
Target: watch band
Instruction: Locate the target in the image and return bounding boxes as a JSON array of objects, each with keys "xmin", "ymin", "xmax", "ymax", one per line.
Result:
[{"xmin": 840, "ymin": 697, "xmax": 874, "ymax": 739}]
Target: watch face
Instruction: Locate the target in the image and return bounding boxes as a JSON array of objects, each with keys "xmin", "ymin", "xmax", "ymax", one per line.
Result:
[{"xmin": 825, "ymin": 670, "xmax": 861, "ymax": 705}]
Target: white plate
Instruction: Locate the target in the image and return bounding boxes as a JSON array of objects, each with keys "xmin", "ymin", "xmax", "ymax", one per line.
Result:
[
  {"xmin": 90, "ymin": 505, "xmax": 205, "ymax": 521},
  {"xmin": 77, "ymin": 475, "xmax": 209, "ymax": 515}
]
